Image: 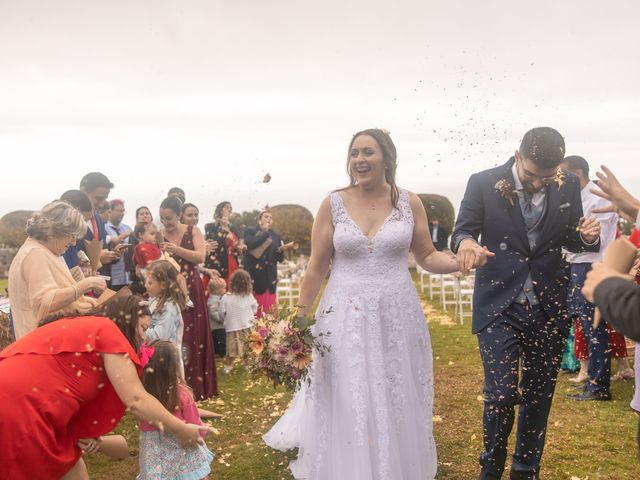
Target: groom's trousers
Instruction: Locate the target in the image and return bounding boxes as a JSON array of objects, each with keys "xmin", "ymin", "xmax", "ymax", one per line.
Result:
[{"xmin": 477, "ymin": 302, "xmax": 564, "ymax": 480}]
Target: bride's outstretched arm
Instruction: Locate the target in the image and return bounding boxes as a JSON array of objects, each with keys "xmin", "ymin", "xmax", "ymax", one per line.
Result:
[
  {"xmin": 408, "ymin": 192, "xmax": 460, "ymax": 274},
  {"xmin": 297, "ymin": 197, "xmax": 335, "ymax": 317}
]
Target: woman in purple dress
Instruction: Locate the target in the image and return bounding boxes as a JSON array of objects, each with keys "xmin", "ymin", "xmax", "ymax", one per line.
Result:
[{"xmin": 159, "ymin": 196, "xmax": 217, "ymax": 399}]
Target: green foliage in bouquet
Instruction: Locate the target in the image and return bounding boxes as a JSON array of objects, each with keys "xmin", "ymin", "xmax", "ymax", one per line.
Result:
[{"xmin": 244, "ymin": 305, "xmax": 330, "ymax": 391}]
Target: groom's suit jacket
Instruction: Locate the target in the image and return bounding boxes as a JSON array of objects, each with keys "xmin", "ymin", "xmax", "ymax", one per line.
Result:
[{"xmin": 451, "ymin": 157, "xmax": 599, "ymax": 335}]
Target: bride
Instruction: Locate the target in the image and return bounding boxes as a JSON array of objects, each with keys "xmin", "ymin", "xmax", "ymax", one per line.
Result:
[{"xmin": 264, "ymin": 128, "xmax": 460, "ymax": 479}]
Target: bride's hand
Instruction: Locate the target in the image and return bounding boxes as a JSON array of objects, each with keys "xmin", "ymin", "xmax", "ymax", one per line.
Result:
[{"xmin": 457, "ymin": 239, "xmax": 495, "ymax": 274}]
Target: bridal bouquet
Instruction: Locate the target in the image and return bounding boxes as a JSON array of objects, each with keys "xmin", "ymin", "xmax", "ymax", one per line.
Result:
[{"xmin": 245, "ymin": 306, "xmax": 330, "ymax": 391}]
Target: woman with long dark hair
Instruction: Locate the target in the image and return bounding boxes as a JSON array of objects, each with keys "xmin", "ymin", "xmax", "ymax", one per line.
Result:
[
  {"xmin": 0, "ymin": 296, "xmax": 207, "ymax": 479},
  {"xmin": 203, "ymin": 201, "xmax": 243, "ymax": 287},
  {"xmin": 264, "ymin": 129, "xmax": 459, "ymax": 479},
  {"xmin": 159, "ymin": 196, "xmax": 217, "ymax": 399}
]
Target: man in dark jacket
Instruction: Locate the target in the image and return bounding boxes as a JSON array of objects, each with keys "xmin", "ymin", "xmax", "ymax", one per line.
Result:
[
  {"xmin": 452, "ymin": 127, "xmax": 601, "ymax": 480},
  {"xmin": 428, "ymin": 219, "xmax": 449, "ymax": 251},
  {"xmin": 243, "ymin": 210, "xmax": 286, "ymax": 317}
]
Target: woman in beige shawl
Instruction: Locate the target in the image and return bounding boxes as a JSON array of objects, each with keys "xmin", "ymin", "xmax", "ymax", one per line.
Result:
[{"xmin": 9, "ymin": 201, "xmax": 107, "ymax": 339}]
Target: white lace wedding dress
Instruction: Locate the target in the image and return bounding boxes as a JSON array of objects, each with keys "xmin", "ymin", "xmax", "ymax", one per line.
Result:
[{"xmin": 263, "ymin": 190, "xmax": 437, "ymax": 480}]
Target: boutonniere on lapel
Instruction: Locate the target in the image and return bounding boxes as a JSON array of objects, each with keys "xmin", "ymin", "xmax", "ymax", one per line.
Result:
[
  {"xmin": 494, "ymin": 178, "xmax": 516, "ymax": 206},
  {"xmin": 554, "ymin": 168, "xmax": 566, "ymax": 189}
]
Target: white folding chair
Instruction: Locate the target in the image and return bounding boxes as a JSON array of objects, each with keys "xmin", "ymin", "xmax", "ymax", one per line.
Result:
[
  {"xmin": 417, "ymin": 265, "xmax": 430, "ymax": 293},
  {"xmin": 276, "ymin": 278, "xmax": 295, "ymax": 308},
  {"xmin": 456, "ymin": 275, "xmax": 475, "ymax": 325},
  {"xmin": 440, "ymin": 274, "xmax": 459, "ymax": 310},
  {"xmin": 429, "ymin": 273, "xmax": 443, "ymax": 300}
]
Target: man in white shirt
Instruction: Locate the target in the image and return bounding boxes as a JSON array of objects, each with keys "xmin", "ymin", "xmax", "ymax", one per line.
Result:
[
  {"xmin": 104, "ymin": 199, "xmax": 133, "ymax": 290},
  {"xmin": 561, "ymin": 156, "xmax": 619, "ymax": 401},
  {"xmin": 583, "ymin": 165, "xmax": 640, "ymax": 341}
]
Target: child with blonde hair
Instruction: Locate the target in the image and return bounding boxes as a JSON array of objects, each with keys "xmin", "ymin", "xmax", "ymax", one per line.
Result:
[
  {"xmin": 220, "ymin": 269, "xmax": 257, "ymax": 373},
  {"xmin": 207, "ymin": 276, "xmax": 227, "ymax": 358},
  {"xmin": 145, "ymin": 261, "xmax": 187, "ymax": 359}
]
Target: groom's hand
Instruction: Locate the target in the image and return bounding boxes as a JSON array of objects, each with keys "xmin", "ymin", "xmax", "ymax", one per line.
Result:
[{"xmin": 457, "ymin": 239, "xmax": 495, "ymax": 275}]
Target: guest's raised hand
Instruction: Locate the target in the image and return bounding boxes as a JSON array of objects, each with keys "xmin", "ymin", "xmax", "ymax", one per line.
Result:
[
  {"xmin": 578, "ymin": 217, "xmax": 601, "ymax": 244},
  {"xmin": 160, "ymin": 242, "xmax": 178, "ymax": 255},
  {"xmin": 591, "ymin": 165, "xmax": 640, "ymax": 222},
  {"xmin": 205, "ymin": 240, "xmax": 218, "ymax": 254},
  {"xmin": 100, "ymin": 249, "xmax": 120, "ymax": 264}
]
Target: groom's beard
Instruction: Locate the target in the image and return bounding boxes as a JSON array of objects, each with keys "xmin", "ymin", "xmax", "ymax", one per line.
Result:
[{"xmin": 522, "ymin": 182, "xmax": 544, "ymax": 194}]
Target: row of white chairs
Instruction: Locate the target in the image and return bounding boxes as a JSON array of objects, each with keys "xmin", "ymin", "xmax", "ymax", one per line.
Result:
[
  {"xmin": 276, "ymin": 264, "xmax": 303, "ymax": 308},
  {"xmin": 416, "ymin": 266, "xmax": 475, "ymax": 324}
]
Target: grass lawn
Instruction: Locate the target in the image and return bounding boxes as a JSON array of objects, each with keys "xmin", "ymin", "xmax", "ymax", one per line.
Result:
[
  {"xmin": 0, "ymin": 278, "xmax": 7, "ymax": 294},
  {"xmin": 80, "ymin": 284, "xmax": 640, "ymax": 479}
]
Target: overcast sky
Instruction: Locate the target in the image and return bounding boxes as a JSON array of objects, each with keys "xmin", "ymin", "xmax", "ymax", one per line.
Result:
[{"xmin": 1, "ymin": 0, "xmax": 639, "ymax": 226}]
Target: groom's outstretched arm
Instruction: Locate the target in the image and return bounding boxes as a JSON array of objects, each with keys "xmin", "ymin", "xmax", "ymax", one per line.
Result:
[
  {"xmin": 451, "ymin": 173, "xmax": 484, "ymax": 254},
  {"xmin": 451, "ymin": 174, "xmax": 494, "ymax": 274}
]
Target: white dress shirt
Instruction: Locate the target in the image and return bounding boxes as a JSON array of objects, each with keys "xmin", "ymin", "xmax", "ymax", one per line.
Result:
[{"xmin": 566, "ymin": 180, "xmax": 618, "ymax": 264}]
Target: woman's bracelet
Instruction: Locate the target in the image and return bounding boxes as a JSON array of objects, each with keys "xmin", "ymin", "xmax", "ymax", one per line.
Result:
[{"xmin": 71, "ymin": 284, "xmax": 79, "ymax": 300}]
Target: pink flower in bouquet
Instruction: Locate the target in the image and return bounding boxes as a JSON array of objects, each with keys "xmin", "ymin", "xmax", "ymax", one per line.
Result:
[
  {"xmin": 258, "ymin": 326, "xmax": 269, "ymax": 338},
  {"xmin": 291, "ymin": 341, "xmax": 304, "ymax": 353},
  {"xmin": 278, "ymin": 346, "xmax": 289, "ymax": 357},
  {"xmin": 290, "ymin": 369, "xmax": 301, "ymax": 380}
]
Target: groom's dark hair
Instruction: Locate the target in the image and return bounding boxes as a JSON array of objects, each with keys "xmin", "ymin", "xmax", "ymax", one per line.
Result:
[{"xmin": 519, "ymin": 127, "xmax": 565, "ymax": 170}]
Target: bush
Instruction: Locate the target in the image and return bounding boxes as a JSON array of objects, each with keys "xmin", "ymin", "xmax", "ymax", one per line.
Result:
[
  {"xmin": 230, "ymin": 210, "xmax": 260, "ymax": 238},
  {"xmin": 270, "ymin": 204, "xmax": 314, "ymax": 255},
  {"xmin": 417, "ymin": 194, "xmax": 455, "ymax": 234},
  {"xmin": 0, "ymin": 210, "xmax": 32, "ymax": 248}
]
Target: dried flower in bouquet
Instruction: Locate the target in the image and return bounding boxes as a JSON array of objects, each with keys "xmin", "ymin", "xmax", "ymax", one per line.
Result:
[{"xmin": 244, "ymin": 305, "xmax": 331, "ymax": 390}]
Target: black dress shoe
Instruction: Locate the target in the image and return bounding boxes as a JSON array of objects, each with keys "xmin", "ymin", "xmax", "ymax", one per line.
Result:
[
  {"xmin": 566, "ymin": 390, "xmax": 612, "ymax": 401},
  {"xmin": 566, "ymin": 382, "xmax": 587, "ymax": 391}
]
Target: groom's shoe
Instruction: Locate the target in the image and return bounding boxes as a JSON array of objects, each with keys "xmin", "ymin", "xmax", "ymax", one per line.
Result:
[{"xmin": 566, "ymin": 390, "xmax": 612, "ymax": 401}]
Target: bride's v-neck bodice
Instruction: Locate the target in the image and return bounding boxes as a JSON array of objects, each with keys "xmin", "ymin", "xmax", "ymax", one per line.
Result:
[{"xmin": 329, "ymin": 189, "xmax": 415, "ymax": 287}]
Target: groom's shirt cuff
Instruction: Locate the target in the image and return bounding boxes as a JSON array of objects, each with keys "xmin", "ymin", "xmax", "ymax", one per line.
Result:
[{"xmin": 452, "ymin": 234, "xmax": 474, "ymax": 253}]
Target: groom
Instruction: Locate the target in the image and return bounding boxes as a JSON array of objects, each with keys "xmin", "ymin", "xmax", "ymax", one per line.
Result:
[{"xmin": 451, "ymin": 127, "xmax": 601, "ymax": 480}]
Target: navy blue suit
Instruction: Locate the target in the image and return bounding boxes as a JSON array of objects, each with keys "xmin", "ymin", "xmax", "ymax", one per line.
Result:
[
  {"xmin": 452, "ymin": 157, "xmax": 599, "ymax": 479},
  {"xmin": 243, "ymin": 227, "xmax": 284, "ymax": 295}
]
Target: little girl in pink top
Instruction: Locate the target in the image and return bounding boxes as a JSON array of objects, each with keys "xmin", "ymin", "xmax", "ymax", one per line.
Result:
[{"xmin": 138, "ymin": 340, "xmax": 213, "ymax": 479}]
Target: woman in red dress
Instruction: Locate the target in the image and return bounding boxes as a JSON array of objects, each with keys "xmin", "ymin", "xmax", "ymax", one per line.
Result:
[
  {"xmin": 0, "ymin": 296, "xmax": 206, "ymax": 480},
  {"xmin": 159, "ymin": 196, "xmax": 218, "ymax": 399}
]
